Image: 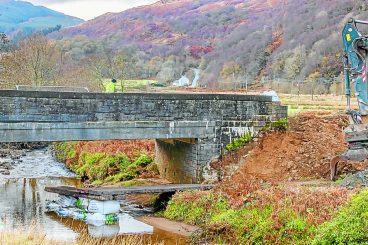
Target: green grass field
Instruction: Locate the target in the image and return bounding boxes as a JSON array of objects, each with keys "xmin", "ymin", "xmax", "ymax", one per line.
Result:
[
  {"xmin": 280, "ymin": 94, "xmax": 357, "ymax": 116},
  {"xmin": 102, "ymin": 79, "xmax": 159, "ymax": 91}
]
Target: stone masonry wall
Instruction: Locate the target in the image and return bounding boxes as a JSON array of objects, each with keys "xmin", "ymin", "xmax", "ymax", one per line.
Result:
[
  {"xmin": 0, "ymin": 90, "xmax": 283, "ymax": 122},
  {"xmin": 0, "ymin": 90, "xmax": 288, "ymax": 183}
]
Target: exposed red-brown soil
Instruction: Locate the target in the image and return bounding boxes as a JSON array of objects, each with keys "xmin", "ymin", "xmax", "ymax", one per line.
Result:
[
  {"xmin": 214, "ymin": 112, "xmax": 368, "ymax": 209},
  {"xmin": 241, "ymin": 113, "xmax": 347, "ymax": 180},
  {"xmin": 217, "ymin": 112, "xmax": 368, "ymax": 183}
]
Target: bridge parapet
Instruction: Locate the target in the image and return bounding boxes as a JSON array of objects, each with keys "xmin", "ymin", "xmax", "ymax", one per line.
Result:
[{"xmin": 0, "ymin": 90, "xmax": 287, "ymax": 183}]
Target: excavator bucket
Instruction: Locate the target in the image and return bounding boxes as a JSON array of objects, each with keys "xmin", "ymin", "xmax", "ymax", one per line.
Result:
[
  {"xmin": 330, "ymin": 156, "xmax": 342, "ymax": 181},
  {"xmin": 330, "ymin": 123, "xmax": 368, "ymax": 180}
]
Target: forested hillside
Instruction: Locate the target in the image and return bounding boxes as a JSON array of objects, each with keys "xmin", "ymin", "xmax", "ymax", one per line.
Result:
[
  {"xmin": 2, "ymin": 0, "xmax": 368, "ymax": 92},
  {"xmin": 49, "ymin": 0, "xmax": 368, "ymax": 90},
  {"xmin": 0, "ymin": 0, "xmax": 83, "ymax": 37}
]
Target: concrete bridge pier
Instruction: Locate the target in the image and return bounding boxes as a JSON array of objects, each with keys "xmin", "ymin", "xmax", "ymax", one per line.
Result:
[{"xmin": 155, "ymin": 138, "xmax": 221, "ymax": 184}]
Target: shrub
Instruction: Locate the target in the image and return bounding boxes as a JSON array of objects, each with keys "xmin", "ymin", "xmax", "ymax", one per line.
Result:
[
  {"xmin": 114, "ymin": 171, "xmax": 138, "ymax": 182},
  {"xmin": 313, "ymin": 189, "xmax": 368, "ymax": 245},
  {"xmin": 164, "ymin": 194, "xmax": 206, "ymax": 225},
  {"xmin": 53, "ymin": 142, "xmax": 77, "ymax": 163},
  {"xmin": 133, "ymin": 154, "xmax": 153, "ymax": 167},
  {"xmin": 276, "ymin": 208, "xmax": 315, "ymax": 244},
  {"xmin": 164, "ymin": 190, "xmax": 317, "ymax": 244},
  {"xmin": 225, "ymin": 118, "xmax": 289, "ymax": 152},
  {"xmin": 146, "ymin": 163, "xmax": 159, "ymax": 174},
  {"xmin": 54, "ymin": 142, "xmax": 158, "ymax": 185},
  {"xmin": 74, "ymin": 152, "xmax": 105, "ymax": 177},
  {"xmin": 164, "ymin": 191, "xmax": 229, "ymax": 225},
  {"xmin": 270, "ymin": 118, "xmax": 289, "ymax": 131},
  {"xmin": 91, "ymin": 180, "xmax": 104, "ymax": 186},
  {"xmin": 210, "ymin": 206, "xmax": 274, "ymax": 244},
  {"xmin": 225, "ymin": 132, "xmax": 253, "ymax": 151},
  {"xmin": 117, "ymin": 154, "xmax": 132, "ymax": 171},
  {"xmin": 262, "ymin": 118, "xmax": 289, "ymax": 132}
]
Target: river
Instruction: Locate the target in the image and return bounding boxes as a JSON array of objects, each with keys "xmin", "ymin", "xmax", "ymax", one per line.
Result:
[{"xmin": 0, "ymin": 147, "xmax": 186, "ymax": 244}]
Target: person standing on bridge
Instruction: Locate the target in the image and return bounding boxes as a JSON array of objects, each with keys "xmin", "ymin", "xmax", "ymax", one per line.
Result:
[{"xmin": 105, "ymin": 78, "xmax": 117, "ymax": 93}]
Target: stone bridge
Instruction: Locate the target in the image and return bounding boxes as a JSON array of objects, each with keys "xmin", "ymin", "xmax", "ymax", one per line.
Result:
[{"xmin": 0, "ymin": 90, "xmax": 287, "ymax": 183}]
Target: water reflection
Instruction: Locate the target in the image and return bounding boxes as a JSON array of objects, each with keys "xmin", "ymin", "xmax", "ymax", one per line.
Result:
[
  {"xmin": 0, "ymin": 149, "xmax": 187, "ymax": 244},
  {"xmin": 0, "ymin": 178, "xmax": 80, "ymax": 242}
]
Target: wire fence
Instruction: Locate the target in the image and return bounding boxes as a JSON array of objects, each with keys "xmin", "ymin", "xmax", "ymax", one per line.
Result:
[{"xmin": 217, "ymin": 78, "xmax": 346, "ymax": 96}]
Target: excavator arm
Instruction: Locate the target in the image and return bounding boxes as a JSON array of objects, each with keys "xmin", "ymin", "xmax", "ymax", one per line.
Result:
[
  {"xmin": 342, "ymin": 18, "xmax": 368, "ymax": 115},
  {"xmin": 330, "ymin": 18, "xmax": 368, "ymax": 180}
]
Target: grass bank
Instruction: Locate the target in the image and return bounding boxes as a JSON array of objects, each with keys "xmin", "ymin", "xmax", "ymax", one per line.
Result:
[
  {"xmin": 163, "ymin": 186, "xmax": 368, "ymax": 244},
  {"xmin": 0, "ymin": 230, "xmax": 162, "ymax": 245},
  {"xmin": 53, "ymin": 140, "xmax": 159, "ymax": 186},
  {"xmin": 102, "ymin": 79, "xmax": 160, "ymax": 91},
  {"xmin": 279, "ymin": 94, "xmax": 357, "ymax": 116}
]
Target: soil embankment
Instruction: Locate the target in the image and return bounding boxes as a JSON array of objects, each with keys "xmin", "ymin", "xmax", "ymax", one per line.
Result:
[
  {"xmin": 161, "ymin": 112, "xmax": 368, "ymax": 244},
  {"xmin": 216, "ymin": 112, "xmax": 367, "ymax": 206},
  {"xmin": 218, "ymin": 112, "xmax": 368, "ymax": 182}
]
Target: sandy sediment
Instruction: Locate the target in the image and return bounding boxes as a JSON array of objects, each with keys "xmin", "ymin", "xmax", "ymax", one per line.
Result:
[{"xmin": 137, "ymin": 216, "xmax": 199, "ymax": 236}]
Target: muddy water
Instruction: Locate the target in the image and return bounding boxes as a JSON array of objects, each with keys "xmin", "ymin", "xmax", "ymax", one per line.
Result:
[{"xmin": 0, "ymin": 148, "xmax": 187, "ymax": 244}]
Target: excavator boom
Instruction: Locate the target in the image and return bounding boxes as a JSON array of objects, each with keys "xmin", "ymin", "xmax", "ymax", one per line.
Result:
[{"xmin": 331, "ymin": 18, "xmax": 368, "ymax": 180}]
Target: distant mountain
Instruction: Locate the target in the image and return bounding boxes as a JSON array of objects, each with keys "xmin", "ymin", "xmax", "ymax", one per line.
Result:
[
  {"xmin": 51, "ymin": 0, "xmax": 368, "ymax": 87},
  {"xmin": 0, "ymin": 0, "xmax": 83, "ymax": 37},
  {"xmin": 53, "ymin": 0, "xmax": 245, "ymax": 47}
]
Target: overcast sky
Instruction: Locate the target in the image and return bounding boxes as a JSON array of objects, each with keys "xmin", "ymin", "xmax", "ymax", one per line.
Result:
[{"xmin": 26, "ymin": 0, "xmax": 158, "ymax": 20}]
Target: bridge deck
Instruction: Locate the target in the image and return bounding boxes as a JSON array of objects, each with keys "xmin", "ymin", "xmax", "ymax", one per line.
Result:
[{"xmin": 45, "ymin": 184, "xmax": 215, "ymax": 201}]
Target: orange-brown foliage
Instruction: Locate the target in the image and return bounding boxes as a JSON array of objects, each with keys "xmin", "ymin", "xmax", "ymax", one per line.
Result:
[
  {"xmin": 75, "ymin": 140, "xmax": 154, "ymax": 158},
  {"xmin": 65, "ymin": 140, "xmax": 155, "ymax": 167},
  {"xmin": 253, "ymin": 186, "xmax": 353, "ymax": 225}
]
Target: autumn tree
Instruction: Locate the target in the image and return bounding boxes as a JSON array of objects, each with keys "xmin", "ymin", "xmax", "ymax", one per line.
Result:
[
  {"xmin": 88, "ymin": 48, "xmax": 128, "ymax": 91},
  {"xmin": 147, "ymin": 56, "xmax": 163, "ymax": 78},
  {"xmin": 220, "ymin": 61, "xmax": 243, "ymax": 80},
  {"xmin": 156, "ymin": 55, "xmax": 186, "ymax": 85},
  {"xmin": 317, "ymin": 53, "xmax": 343, "ymax": 93},
  {"xmin": 284, "ymin": 46, "xmax": 306, "ymax": 80},
  {"xmin": 157, "ymin": 59, "xmax": 176, "ymax": 84},
  {"xmin": 0, "ymin": 34, "xmax": 59, "ymax": 87}
]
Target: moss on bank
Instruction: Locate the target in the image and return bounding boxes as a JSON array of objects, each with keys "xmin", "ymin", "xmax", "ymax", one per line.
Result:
[
  {"xmin": 313, "ymin": 189, "xmax": 368, "ymax": 244},
  {"xmin": 225, "ymin": 118, "xmax": 289, "ymax": 152},
  {"xmin": 53, "ymin": 142, "xmax": 158, "ymax": 186},
  {"xmin": 164, "ymin": 191, "xmax": 314, "ymax": 244},
  {"xmin": 53, "ymin": 142, "xmax": 77, "ymax": 163},
  {"xmin": 163, "ymin": 188, "xmax": 368, "ymax": 244}
]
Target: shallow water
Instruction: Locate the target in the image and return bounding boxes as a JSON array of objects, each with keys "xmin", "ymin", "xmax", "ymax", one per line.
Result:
[{"xmin": 0, "ymin": 148, "xmax": 186, "ymax": 244}]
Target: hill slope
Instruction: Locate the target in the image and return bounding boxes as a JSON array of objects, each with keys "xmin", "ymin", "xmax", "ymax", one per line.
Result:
[
  {"xmin": 52, "ymin": 0, "xmax": 368, "ymax": 88},
  {"xmin": 0, "ymin": 0, "xmax": 83, "ymax": 36}
]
